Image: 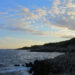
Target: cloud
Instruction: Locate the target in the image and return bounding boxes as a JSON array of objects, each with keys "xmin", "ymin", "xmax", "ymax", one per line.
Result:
[
  {"xmin": 0, "ymin": 0, "xmax": 75, "ymax": 38},
  {"xmin": 0, "ymin": 12, "xmax": 8, "ymax": 14},
  {"xmin": 37, "ymin": 30, "xmax": 75, "ymax": 38},
  {"xmin": 0, "ymin": 37, "xmax": 46, "ymax": 49},
  {"xmin": 47, "ymin": 0, "xmax": 75, "ymax": 30},
  {"xmin": 35, "ymin": 8, "xmax": 47, "ymax": 17}
]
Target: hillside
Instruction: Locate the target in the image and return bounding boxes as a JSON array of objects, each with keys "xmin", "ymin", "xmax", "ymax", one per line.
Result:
[{"xmin": 18, "ymin": 38, "xmax": 75, "ymax": 52}]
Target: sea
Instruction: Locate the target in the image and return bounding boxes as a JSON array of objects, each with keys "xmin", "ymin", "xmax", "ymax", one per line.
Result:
[{"xmin": 0, "ymin": 50, "xmax": 63, "ymax": 75}]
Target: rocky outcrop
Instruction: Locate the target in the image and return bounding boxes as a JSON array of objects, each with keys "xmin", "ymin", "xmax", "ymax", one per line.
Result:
[{"xmin": 27, "ymin": 53, "xmax": 75, "ymax": 75}]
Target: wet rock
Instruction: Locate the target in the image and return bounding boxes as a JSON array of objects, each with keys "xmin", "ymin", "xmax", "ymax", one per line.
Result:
[
  {"xmin": 14, "ymin": 64, "xmax": 20, "ymax": 66},
  {"xmin": 26, "ymin": 62, "xmax": 33, "ymax": 67},
  {"xmin": 0, "ymin": 64, "xmax": 6, "ymax": 67},
  {"xmin": 22, "ymin": 64, "xmax": 25, "ymax": 66},
  {"xmin": 28, "ymin": 53, "xmax": 75, "ymax": 75}
]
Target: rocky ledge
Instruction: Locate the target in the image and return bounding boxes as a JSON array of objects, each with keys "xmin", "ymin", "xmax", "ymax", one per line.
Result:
[{"xmin": 26, "ymin": 53, "xmax": 75, "ymax": 75}]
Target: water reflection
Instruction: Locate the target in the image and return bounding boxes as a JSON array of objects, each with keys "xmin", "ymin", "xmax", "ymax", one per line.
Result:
[{"xmin": 0, "ymin": 50, "xmax": 63, "ymax": 66}]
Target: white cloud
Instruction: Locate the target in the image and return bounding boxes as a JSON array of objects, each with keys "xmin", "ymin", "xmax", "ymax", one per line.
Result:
[
  {"xmin": 1, "ymin": 0, "xmax": 75, "ymax": 38},
  {"xmin": 35, "ymin": 8, "xmax": 47, "ymax": 17},
  {"xmin": 47, "ymin": 0, "xmax": 75, "ymax": 31}
]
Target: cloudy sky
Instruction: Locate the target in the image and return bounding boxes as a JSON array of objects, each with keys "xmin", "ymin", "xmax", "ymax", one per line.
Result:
[{"xmin": 0, "ymin": 0, "xmax": 75, "ymax": 49}]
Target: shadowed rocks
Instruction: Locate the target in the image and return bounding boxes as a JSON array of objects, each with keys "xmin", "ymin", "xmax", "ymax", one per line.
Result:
[
  {"xmin": 26, "ymin": 62, "xmax": 33, "ymax": 67},
  {"xmin": 14, "ymin": 64, "xmax": 26, "ymax": 67},
  {"xmin": 27, "ymin": 53, "xmax": 75, "ymax": 75}
]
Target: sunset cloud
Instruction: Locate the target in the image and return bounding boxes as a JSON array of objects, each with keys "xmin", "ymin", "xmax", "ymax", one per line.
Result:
[
  {"xmin": 1, "ymin": 0, "xmax": 75, "ymax": 49},
  {"xmin": 0, "ymin": 37, "xmax": 46, "ymax": 49}
]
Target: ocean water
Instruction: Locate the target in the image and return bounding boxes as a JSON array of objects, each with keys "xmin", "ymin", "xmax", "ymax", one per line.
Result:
[{"xmin": 0, "ymin": 50, "xmax": 63, "ymax": 75}]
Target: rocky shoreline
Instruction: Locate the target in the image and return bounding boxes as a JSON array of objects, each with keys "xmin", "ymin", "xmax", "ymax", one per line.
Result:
[
  {"xmin": 26, "ymin": 53, "xmax": 75, "ymax": 75},
  {"xmin": 0, "ymin": 52, "xmax": 74, "ymax": 75}
]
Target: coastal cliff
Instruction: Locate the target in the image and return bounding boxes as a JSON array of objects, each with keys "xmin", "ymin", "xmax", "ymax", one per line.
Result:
[{"xmin": 18, "ymin": 38, "xmax": 75, "ymax": 52}]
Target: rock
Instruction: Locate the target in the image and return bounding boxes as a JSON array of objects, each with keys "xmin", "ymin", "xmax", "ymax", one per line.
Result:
[
  {"xmin": 0, "ymin": 64, "xmax": 6, "ymax": 67},
  {"xmin": 28, "ymin": 53, "xmax": 75, "ymax": 75},
  {"xmin": 14, "ymin": 64, "xmax": 20, "ymax": 66},
  {"xmin": 26, "ymin": 62, "xmax": 33, "ymax": 67}
]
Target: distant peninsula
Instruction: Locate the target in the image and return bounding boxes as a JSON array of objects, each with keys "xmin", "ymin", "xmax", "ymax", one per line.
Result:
[{"xmin": 17, "ymin": 38, "xmax": 75, "ymax": 52}]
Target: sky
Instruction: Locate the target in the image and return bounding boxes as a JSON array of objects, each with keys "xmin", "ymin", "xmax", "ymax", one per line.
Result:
[{"xmin": 0, "ymin": 0, "xmax": 75, "ymax": 49}]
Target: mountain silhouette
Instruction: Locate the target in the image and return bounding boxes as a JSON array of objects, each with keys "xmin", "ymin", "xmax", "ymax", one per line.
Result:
[{"xmin": 18, "ymin": 38, "xmax": 75, "ymax": 52}]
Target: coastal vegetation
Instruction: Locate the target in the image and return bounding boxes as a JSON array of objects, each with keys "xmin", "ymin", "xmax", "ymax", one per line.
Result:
[{"xmin": 18, "ymin": 38, "xmax": 75, "ymax": 52}]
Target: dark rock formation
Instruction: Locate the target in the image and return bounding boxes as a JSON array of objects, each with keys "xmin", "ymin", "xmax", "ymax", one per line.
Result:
[
  {"xmin": 27, "ymin": 53, "xmax": 75, "ymax": 75},
  {"xmin": 18, "ymin": 38, "xmax": 75, "ymax": 52},
  {"xmin": 26, "ymin": 62, "xmax": 33, "ymax": 67}
]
